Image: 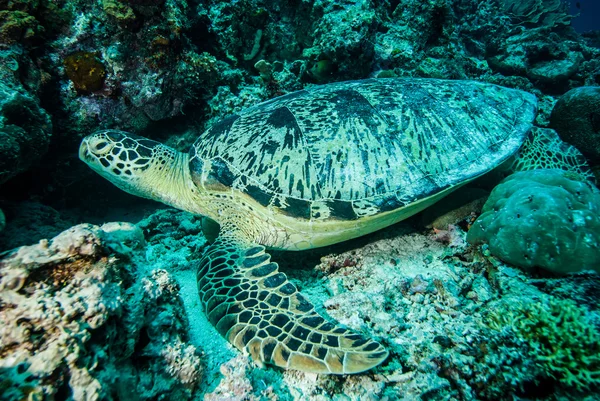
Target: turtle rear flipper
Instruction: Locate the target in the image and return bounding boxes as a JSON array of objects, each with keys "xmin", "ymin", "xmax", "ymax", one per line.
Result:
[
  {"xmin": 197, "ymin": 231, "xmax": 388, "ymax": 374},
  {"xmin": 511, "ymin": 127, "xmax": 594, "ymax": 181}
]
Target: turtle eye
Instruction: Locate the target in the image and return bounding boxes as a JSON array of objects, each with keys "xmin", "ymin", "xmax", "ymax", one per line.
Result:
[{"xmin": 89, "ymin": 137, "xmax": 114, "ymax": 155}]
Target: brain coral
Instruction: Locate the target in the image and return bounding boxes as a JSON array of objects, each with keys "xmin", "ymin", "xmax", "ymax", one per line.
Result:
[{"xmin": 467, "ymin": 169, "xmax": 600, "ymax": 274}]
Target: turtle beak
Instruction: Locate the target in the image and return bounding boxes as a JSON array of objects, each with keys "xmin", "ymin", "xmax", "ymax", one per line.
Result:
[{"xmin": 79, "ymin": 138, "xmax": 89, "ymax": 162}]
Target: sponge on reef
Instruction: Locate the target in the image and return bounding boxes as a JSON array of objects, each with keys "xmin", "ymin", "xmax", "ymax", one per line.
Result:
[{"xmin": 467, "ymin": 169, "xmax": 600, "ymax": 274}]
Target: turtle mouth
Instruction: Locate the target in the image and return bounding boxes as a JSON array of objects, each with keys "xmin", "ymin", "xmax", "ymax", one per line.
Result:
[{"xmin": 79, "ymin": 139, "xmax": 90, "ymax": 161}]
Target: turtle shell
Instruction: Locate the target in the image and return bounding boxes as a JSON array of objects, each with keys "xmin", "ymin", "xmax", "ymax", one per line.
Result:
[{"xmin": 190, "ymin": 78, "xmax": 537, "ymax": 221}]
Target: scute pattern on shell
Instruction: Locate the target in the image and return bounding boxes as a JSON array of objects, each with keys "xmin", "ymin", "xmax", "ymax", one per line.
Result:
[{"xmin": 190, "ymin": 78, "xmax": 537, "ymax": 220}]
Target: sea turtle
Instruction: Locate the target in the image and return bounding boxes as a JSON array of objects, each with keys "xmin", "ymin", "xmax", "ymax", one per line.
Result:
[{"xmin": 79, "ymin": 78, "xmax": 589, "ymax": 375}]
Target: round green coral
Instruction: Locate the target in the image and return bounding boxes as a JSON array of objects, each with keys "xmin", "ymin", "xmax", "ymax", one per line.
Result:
[{"xmin": 467, "ymin": 169, "xmax": 600, "ymax": 274}]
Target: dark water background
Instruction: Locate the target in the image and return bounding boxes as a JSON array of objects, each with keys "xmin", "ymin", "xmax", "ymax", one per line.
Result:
[{"xmin": 570, "ymin": 0, "xmax": 600, "ymax": 32}]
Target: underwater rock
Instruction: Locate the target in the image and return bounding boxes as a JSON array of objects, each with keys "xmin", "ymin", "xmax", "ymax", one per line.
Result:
[
  {"xmin": 205, "ymin": 84, "xmax": 268, "ymax": 125},
  {"xmin": 204, "ymin": 355, "xmax": 271, "ymax": 401},
  {"xmin": 388, "ymin": 1, "xmax": 456, "ymax": 65},
  {"xmin": 467, "ymin": 169, "xmax": 600, "ymax": 274},
  {"xmin": 303, "ymin": 224, "xmax": 600, "ymax": 399},
  {"xmin": 46, "ymin": 0, "xmax": 213, "ymax": 140},
  {"xmin": 497, "ymin": 0, "xmax": 571, "ymax": 28},
  {"xmin": 551, "ymin": 86, "xmax": 600, "ymax": 164},
  {"xmin": 527, "ymin": 50, "xmax": 584, "ymax": 85},
  {"xmin": 202, "ymin": 1, "xmax": 271, "ymax": 64},
  {"xmin": 2, "ymin": 209, "xmax": 595, "ymax": 399},
  {"xmin": 305, "ymin": 0, "xmax": 378, "ymax": 81},
  {"xmin": 137, "ymin": 208, "xmax": 207, "ymax": 271},
  {"xmin": 129, "ymin": 207, "xmax": 600, "ymax": 400},
  {"xmin": 6, "ymin": 0, "xmax": 599, "ymax": 213},
  {"xmin": 0, "ymin": 82, "xmax": 52, "ymax": 185},
  {"xmin": 0, "ymin": 202, "xmax": 76, "ymax": 251},
  {"xmin": 102, "ymin": 0, "xmax": 138, "ymax": 30},
  {"xmin": 487, "ymin": 30, "xmax": 584, "ymax": 89},
  {"xmin": 0, "ymin": 9, "xmax": 42, "ymax": 45},
  {"xmin": 0, "ymin": 222, "xmax": 203, "ymax": 400},
  {"xmin": 302, "ymin": 227, "xmax": 537, "ymax": 400}
]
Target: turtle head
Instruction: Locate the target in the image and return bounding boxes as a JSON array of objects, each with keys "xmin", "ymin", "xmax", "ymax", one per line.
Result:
[{"xmin": 80, "ymin": 130, "xmax": 192, "ymax": 206}]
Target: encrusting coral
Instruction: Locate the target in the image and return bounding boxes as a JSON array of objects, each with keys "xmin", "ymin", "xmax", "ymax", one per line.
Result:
[{"xmin": 63, "ymin": 52, "xmax": 107, "ymax": 94}]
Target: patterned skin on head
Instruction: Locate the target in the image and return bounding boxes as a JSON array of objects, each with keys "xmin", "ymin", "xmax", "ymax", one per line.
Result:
[
  {"xmin": 79, "ymin": 130, "xmax": 180, "ymax": 201},
  {"xmin": 80, "ymin": 130, "xmax": 159, "ymax": 176}
]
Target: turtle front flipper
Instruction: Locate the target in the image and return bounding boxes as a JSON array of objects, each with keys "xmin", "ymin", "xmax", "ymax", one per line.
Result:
[{"xmin": 197, "ymin": 231, "xmax": 388, "ymax": 374}]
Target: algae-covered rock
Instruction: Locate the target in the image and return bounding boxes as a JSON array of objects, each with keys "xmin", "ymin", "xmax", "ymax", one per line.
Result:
[
  {"xmin": 0, "ymin": 0, "xmax": 71, "ymax": 45},
  {"xmin": 467, "ymin": 169, "xmax": 600, "ymax": 274},
  {"xmin": 527, "ymin": 51, "xmax": 584, "ymax": 85},
  {"xmin": 0, "ymin": 82, "xmax": 52, "ymax": 184},
  {"xmin": 551, "ymin": 86, "xmax": 600, "ymax": 164},
  {"xmin": 0, "ymin": 9, "xmax": 42, "ymax": 45},
  {"xmin": 102, "ymin": 0, "xmax": 137, "ymax": 29},
  {"xmin": 0, "ymin": 223, "xmax": 203, "ymax": 400}
]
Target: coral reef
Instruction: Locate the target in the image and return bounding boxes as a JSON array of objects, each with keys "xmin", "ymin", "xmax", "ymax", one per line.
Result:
[
  {"xmin": 0, "ymin": 0, "xmax": 71, "ymax": 46},
  {"xmin": 0, "ymin": 222, "xmax": 203, "ymax": 400},
  {"xmin": 137, "ymin": 208, "xmax": 206, "ymax": 270},
  {"xmin": 0, "ymin": 9, "xmax": 42, "ymax": 45},
  {"xmin": 551, "ymin": 86, "xmax": 600, "ymax": 164},
  {"xmin": 304, "ymin": 0, "xmax": 379, "ymax": 81},
  {"xmin": 1, "ymin": 1, "xmax": 600, "ymax": 399},
  {"xmin": 263, "ymin": 222, "xmax": 600, "ymax": 399},
  {"xmin": 204, "ymin": 355, "xmax": 277, "ymax": 401},
  {"xmin": 498, "ymin": 0, "xmax": 571, "ymax": 28},
  {"xmin": 467, "ymin": 169, "xmax": 600, "ymax": 274}
]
